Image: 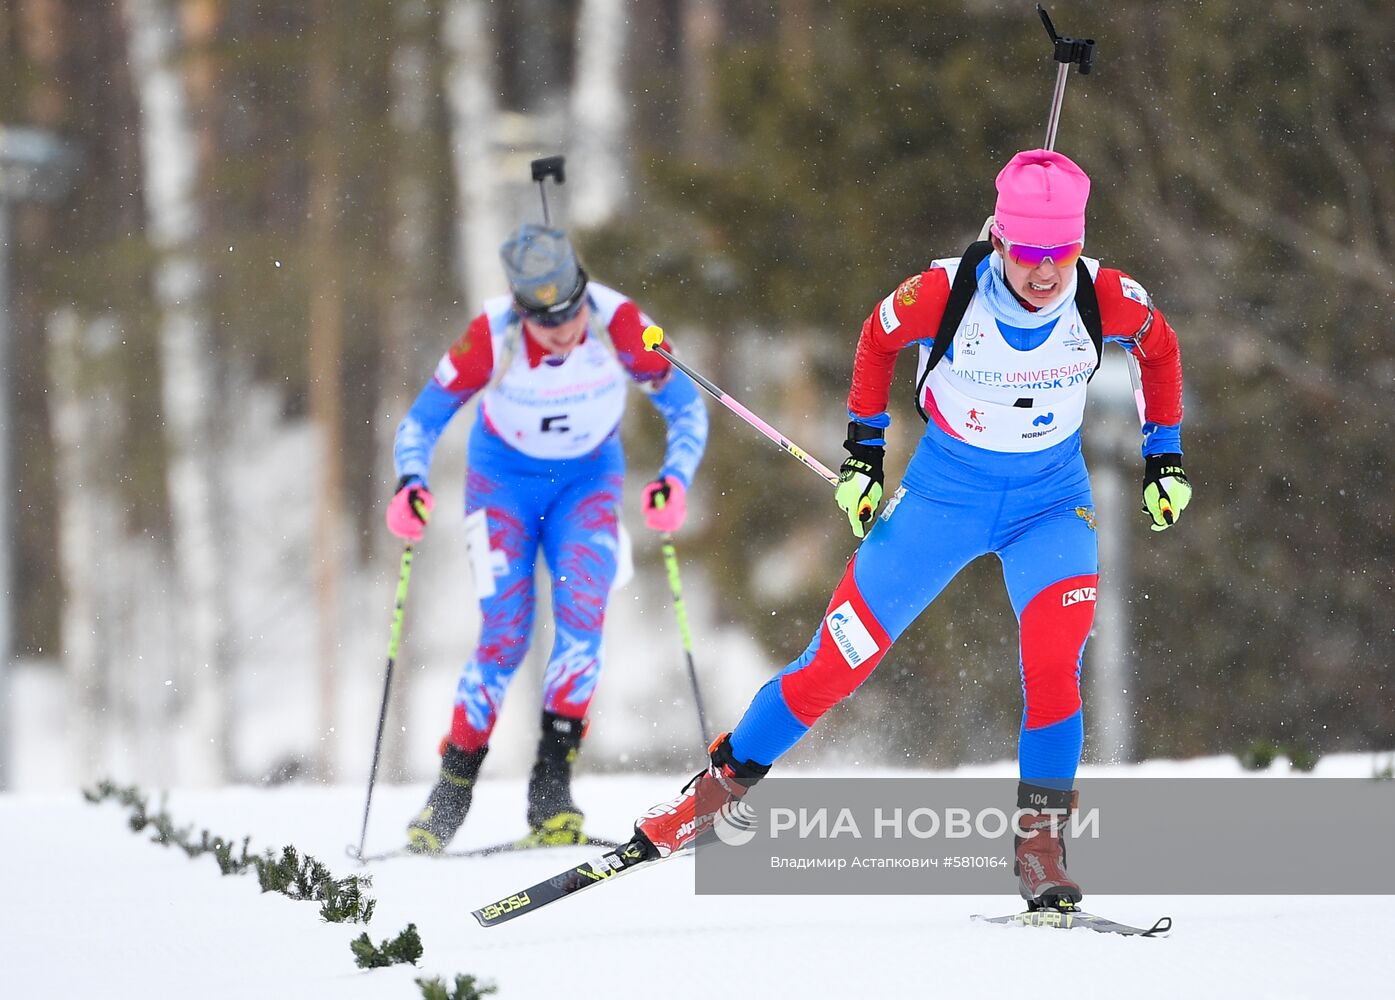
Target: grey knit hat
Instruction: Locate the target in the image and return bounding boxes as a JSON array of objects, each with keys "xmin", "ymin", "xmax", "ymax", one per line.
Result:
[{"xmin": 499, "ymin": 223, "xmax": 588, "ymax": 316}]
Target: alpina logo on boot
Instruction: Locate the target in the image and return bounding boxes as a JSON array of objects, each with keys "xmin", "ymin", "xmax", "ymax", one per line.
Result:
[{"xmin": 1022, "ymin": 854, "xmax": 1048, "ymax": 879}]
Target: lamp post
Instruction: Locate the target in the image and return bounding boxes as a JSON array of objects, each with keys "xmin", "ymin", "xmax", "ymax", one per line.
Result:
[
  {"xmin": 1085, "ymin": 351, "xmax": 1142, "ymax": 765},
  {"xmin": 0, "ymin": 125, "xmax": 73, "ymax": 789}
]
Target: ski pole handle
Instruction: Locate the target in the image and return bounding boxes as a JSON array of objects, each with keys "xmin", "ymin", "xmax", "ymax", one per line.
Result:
[{"xmin": 642, "ymin": 325, "xmax": 839, "ymax": 486}]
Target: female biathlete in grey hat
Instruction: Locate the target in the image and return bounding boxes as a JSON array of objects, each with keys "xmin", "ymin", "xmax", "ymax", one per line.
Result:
[{"xmin": 388, "ymin": 223, "xmax": 708, "ymax": 853}]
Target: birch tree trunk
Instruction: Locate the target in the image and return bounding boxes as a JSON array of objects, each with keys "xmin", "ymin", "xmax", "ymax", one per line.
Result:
[
  {"xmin": 443, "ymin": 0, "xmax": 503, "ymax": 304},
  {"xmin": 307, "ymin": 0, "xmax": 346, "ymax": 781},
  {"xmin": 45, "ymin": 310, "xmax": 109, "ymax": 784},
  {"xmin": 123, "ymin": 0, "xmax": 227, "ymax": 785},
  {"xmin": 179, "ymin": 0, "xmax": 234, "ymax": 775},
  {"xmin": 570, "ymin": 0, "xmax": 629, "ymax": 227},
  {"xmin": 47, "ymin": 311, "xmax": 177, "ymax": 784}
]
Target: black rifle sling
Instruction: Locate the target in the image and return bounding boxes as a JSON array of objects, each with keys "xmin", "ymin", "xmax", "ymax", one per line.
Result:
[
  {"xmin": 913, "ymin": 245, "xmax": 1106, "ymax": 423},
  {"xmin": 914, "ymin": 241, "xmax": 992, "ymax": 423},
  {"xmin": 1073, "ymin": 257, "xmax": 1104, "ymax": 380}
]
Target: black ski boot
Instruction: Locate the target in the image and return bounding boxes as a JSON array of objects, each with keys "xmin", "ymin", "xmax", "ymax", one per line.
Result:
[
  {"xmin": 406, "ymin": 743, "xmax": 488, "ymax": 854},
  {"xmin": 519, "ymin": 712, "xmax": 587, "ymax": 847}
]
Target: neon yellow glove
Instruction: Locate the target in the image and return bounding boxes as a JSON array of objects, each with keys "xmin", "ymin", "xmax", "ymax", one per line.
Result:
[
  {"xmin": 1141, "ymin": 453, "xmax": 1191, "ymax": 532},
  {"xmin": 835, "ymin": 442, "xmax": 884, "ymax": 539}
]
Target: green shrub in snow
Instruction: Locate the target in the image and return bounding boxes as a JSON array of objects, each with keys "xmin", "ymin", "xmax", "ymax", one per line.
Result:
[
  {"xmin": 84, "ymin": 779, "xmax": 374, "ymax": 923},
  {"xmin": 415, "ymin": 973, "xmax": 497, "ymax": 999},
  {"xmin": 350, "ymin": 923, "xmax": 423, "ymax": 969}
]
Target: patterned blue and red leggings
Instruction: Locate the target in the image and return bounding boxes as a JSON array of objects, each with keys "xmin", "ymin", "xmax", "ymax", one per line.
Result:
[{"xmin": 447, "ymin": 422, "xmax": 623, "ymax": 751}]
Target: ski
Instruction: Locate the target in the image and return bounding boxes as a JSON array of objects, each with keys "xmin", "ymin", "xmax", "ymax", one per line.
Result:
[
  {"xmin": 971, "ymin": 906, "xmax": 1172, "ymax": 937},
  {"xmin": 349, "ymin": 835, "xmax": 620, "ymax": 865},
  {"xmin": 472, "ymin": 836, "xmax": 666, "ymax": 928}
]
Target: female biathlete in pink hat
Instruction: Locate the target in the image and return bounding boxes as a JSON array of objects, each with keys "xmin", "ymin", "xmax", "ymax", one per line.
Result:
[{"xmin": 632, "ymin": 149, "xmax": 1191, "ymax": 908}]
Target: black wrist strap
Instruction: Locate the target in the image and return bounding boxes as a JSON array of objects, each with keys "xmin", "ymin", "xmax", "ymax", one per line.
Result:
[{"xmin": 845, "ymin": 421, "xmax": 885, "ymax": 446}]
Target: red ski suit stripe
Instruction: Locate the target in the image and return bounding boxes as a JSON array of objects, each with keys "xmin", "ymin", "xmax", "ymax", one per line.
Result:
[
  {"xmin": 779, "ymin": 559, "xmax": 893, "ymax": 726},
  {"xmin": 1019, "ymin": 574, "xmax": 1098, "ymax": 729}
]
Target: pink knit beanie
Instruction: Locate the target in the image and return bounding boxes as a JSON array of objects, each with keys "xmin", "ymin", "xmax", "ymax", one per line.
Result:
[{"xmin": 993, "ymin": 149, "xmax": 1090, "ymax": 246}]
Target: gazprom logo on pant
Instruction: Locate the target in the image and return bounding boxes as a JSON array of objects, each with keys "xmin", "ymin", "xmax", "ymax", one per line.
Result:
[
  {"xmin": 1061, "ymin": 587, "xmax": 1098, "ymax": 607},
  {"xmin": 826, "ymin": 601, "xmax": 878, "ymax": 668}
]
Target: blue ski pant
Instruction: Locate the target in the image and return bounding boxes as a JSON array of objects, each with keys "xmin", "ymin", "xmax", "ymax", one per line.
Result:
[{"xmin": 731, "ymin": 428, "xmax": 1100, "ymax": 788}]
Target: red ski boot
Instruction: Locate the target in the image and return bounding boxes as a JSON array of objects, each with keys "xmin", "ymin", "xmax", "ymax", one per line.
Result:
[
  {"xmin": 634, "ymin": 734, "xmax": 769, "ymax": 857},
  {"xmin": 1014, "ymin": 782, "xmax": 1084, "ymax": 908}
]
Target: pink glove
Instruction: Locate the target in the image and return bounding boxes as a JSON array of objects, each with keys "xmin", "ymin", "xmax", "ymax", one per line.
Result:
[
  {"xmin": 642, "ymin": 476, "xmax": 687, "ymax": 533},
  {"xmin": 386, "ymin": 478, "xmax": 434, "ymax": 541}
]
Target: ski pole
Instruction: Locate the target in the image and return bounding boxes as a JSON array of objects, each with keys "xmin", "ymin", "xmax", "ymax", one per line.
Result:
[
  {"xmin": 650, "ymin": 492, "xmax": 710, "ymax": 743},
  {"xmin": 350, "ymin": 538, "xmax": 419, "ymax": 862},
  {"xmin": 663, "ymin": 540, "xmax": 709, "ymax": 743},
  {"xmin": 641, "ymin": 325, "xmax": 838, "ymax": 486}
]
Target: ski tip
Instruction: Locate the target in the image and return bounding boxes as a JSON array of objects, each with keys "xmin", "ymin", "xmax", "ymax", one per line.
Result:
[
  {"xmin": 1144, "ymin": 916, "xmax": 1173, "ymax": 937},
  {"xmin": 642, "ymin": 325, "xmax": 665, "ymax": 351},
  {"xmin": 472, "ymin": 890, "xmax": 537, "ymax": 929}
]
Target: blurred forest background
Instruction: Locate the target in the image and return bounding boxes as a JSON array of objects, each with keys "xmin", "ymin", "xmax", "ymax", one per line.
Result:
[{"xmin": 0, "ymin": 0, "xmax": 1390, "ymax": 791}]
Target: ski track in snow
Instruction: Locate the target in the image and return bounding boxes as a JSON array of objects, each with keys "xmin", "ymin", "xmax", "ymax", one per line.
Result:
[{"xmin": 5, "ymin": 758, "xmax": 1388, "ymax": 999}]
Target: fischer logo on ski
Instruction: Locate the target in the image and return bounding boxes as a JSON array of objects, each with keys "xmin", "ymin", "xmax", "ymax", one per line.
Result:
[
  {"xmin": 477, "ymin": 892, "xmax": 533, "ymax": 922},
  {"xmin": 472, "ymin": 837, "xmax": 666, "ymax": 928}
]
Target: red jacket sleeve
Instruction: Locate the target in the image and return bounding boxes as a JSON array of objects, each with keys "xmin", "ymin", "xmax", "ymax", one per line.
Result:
[
  {"xmin": 433, "ymin": 313, "xmax": 495, "ymax": 396},
  {"xmin": 606, "ymin": 299, "xmax": 673, "ymax": 388},
  {"xmin": 1094, "ymin": 268, "xmax": 1184, "ymax": 427},
  {"xmin": 847, "ymin": 267, "xmax": 953, "ymax": 420}
]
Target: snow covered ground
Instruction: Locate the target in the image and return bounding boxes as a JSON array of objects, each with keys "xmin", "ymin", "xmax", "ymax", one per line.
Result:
[{"xmin": 6, "ymin": 755, "xmax": 1390, "ymax": 999}]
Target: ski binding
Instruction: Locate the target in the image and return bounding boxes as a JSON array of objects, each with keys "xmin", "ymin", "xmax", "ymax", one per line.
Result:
[{"xmin": 972, "ymin": 902, "xmax": 1171, "ymax": 937}]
